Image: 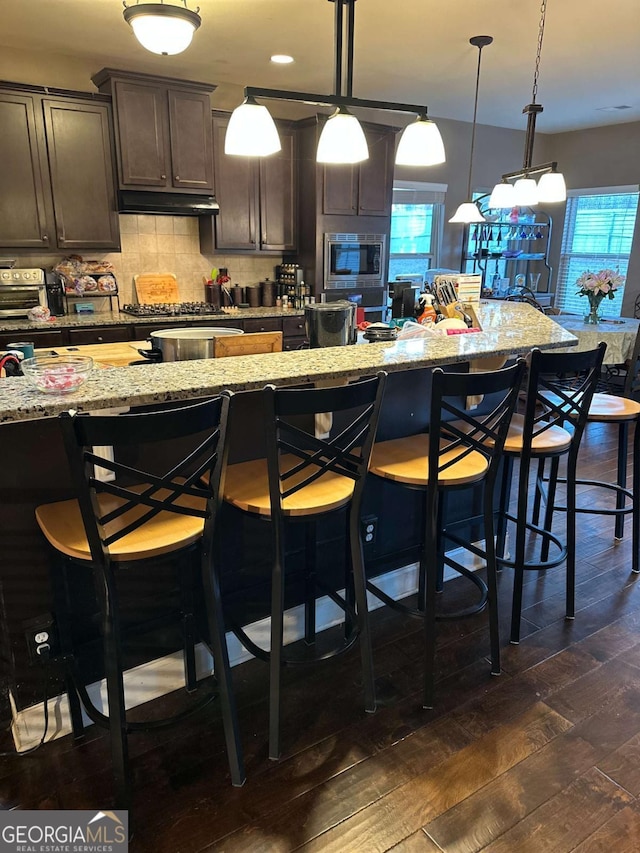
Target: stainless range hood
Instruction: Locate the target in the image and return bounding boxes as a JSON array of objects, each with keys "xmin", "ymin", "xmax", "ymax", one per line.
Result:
[{"xmin": 118, "ymin": 191, "xmax": 219, "ymax": 216}]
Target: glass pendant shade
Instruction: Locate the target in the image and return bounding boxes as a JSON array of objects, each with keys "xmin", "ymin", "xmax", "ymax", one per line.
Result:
[
  {"xmin": 316, "ymin": 107, "xmax": 369, "ymax": 164},
  {"xmin": 449, "ymin": 202, "xmax": 486, "ymax": 224},
  {"xmin": 537, "ymin": 170, "xmax": 567, "ymax": 203},
  {"xmin": 225, "ymin": 98, "xmax": 282, "ymax": 156},
  {"xmin": 513, "ymin": 177, "xmax": 539, "ymax": 206},
  {"xmin": 395, "ymin": 116, "xmax": 446, "ymax": 166},
  {"xmin": 124, "ymin": 3, "xmax": 201, "ymax": 55},
  {"xmin": 489, "ymin": 181, "xmax": 516, "ymax": 209}
]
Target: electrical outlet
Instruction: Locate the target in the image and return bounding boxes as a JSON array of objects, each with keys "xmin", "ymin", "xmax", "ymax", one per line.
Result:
[
  {"xmin": 360, "ymin": 515, "xmax": 377, "ymax": 545},
  {"xmin": 23, "ymin": 614, "xmax": 59, "ymax": 664}
]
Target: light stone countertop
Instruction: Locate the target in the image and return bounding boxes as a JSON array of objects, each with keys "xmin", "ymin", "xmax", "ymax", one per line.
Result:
[
  {"xmin": 0, "ymin": 306, "xmax": 303, "ymax": 334},
  {"xmin": 0, "ymin": 302, "xmax": 578, "ymax": 424}
]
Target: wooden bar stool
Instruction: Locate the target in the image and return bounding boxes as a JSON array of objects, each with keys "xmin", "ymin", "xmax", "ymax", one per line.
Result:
[
  {"xmin": 222, "ymin": 373, "xmax": 387, "ymax": 760},
  {"xmin": 35, "ymin": 396, "xmax": 245, "ymax": 809},
  {"xmin": 497, "ymin": 344, "xmax": 606, "ymax": 644},
  {"xmin": 368, "ymin": 361, "xmax": 526, "ymax": 709},
  {"xmin": 534, "ymin": 388, "xmax": 640, "ymax": 574}
]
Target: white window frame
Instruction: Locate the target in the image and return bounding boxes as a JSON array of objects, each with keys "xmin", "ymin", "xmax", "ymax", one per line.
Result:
[
  {"xmin": 555, "ymin": 185, "xmax": 639, "ymax": 317},
  {"xmin": 389, "ymin": 181, "xmax": 447, "ymax": 278}
]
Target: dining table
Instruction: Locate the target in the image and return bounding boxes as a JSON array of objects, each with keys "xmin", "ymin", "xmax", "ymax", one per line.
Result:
[{"xmin": 551, "ymin": 313, "xmax": 640, "ymax": 365}]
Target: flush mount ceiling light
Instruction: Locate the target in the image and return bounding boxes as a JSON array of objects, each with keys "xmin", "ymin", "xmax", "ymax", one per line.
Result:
[
  {"xmin": 123, "ymin": 0, "xmax": 201, "ymax": 56},
  {"xmin": 489, "ymin": 0, "xmax": 566, "ymax": 208},
  {"xmin": 270, "ymin": 54, "xmax": 295, "ymax": 64},
  {"xmin": 449, "ymin": 35, "xmax": 492, "ymax": 224},
  {"xmin": 225, "ymin": 0, "xmax": 445, "ymax": 167}
]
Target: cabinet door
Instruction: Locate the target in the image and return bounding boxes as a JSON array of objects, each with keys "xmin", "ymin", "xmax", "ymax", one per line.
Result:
[
  {"xmin": 68, "ymin": 326, "xmax": 131, "ymax": 345},
  {"xmin": 43, "ymin": 100, "xmax": 120, "ymax": 250},
  {"xmin": 0, "ymin": 93, "xmax": 51, "ymax": 249},
  {"xmin": 212, "ymin": 116, "xmax": 258, "ymax": 250},
  {"xmin": 323, "ymin": 163, "xmax": 358, "ymax": 215},
  {"xmin": 114, "ymin": 81, "xmax": 170, "ymax": 188},
  {"xmin": 358, "ymin": 127, "xmax": 394, "ymax": 216},
  {"xmin": 168, "ymin": 89, "xmax": 214, "ymax": 191},
  {"xmin": 259, "ymin": 128, "xmax": 297, "ymax": 251}
]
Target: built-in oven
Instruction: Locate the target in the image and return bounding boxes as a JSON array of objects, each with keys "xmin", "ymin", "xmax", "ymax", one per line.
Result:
[
  {"xmin": 324, "ymin": 233, "xmax": 387, "ymax": 320},
  {"xmin": 324, "ymin": 233, "xmax": 386, "ymax": 285},
  {"xmin": 0, "ymin": 268, "xmax": 47, "ymax": 317}
]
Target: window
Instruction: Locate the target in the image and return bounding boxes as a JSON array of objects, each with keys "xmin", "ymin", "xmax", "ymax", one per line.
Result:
[
  {"xmin": 555, "ymin": 187, "xmax": 639, "ymax": 317},
  {"xmin": 388, "ymin": 182, "xmax": 445, "ymax": 282}
]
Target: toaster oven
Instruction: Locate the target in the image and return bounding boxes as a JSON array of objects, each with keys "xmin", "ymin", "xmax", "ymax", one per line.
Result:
[{"xmin": 0, "ymin": 268, "xmax": 48, "ymax": 317}]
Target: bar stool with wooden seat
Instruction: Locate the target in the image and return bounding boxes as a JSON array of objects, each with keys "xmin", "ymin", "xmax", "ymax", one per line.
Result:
[
  {"xmin": 35, "ymin": 396, "xmax": 245, "ymax": 809},
  {"xmin": 222, "ymin": 373, "xmax": 386, "ymax": 760},
  {"xmin": 534, "ymin": 335, "xmax": 640, "ymax": 573},
  {"xmin": 368, "ymin": 361, "xmax": 526, "ymax": 710},
  {"xmin": 496, "ymin": 344, "xmax": 606, "ymax": 644}
]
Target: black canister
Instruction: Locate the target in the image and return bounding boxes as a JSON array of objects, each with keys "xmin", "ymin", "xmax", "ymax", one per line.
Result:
[
  {"xmin": 231, "ymin": 285, "xmax": 244, "ymax": 306},
  {"xmin": 247, "ymin": 286, "xmax": 261, "ymax": 307},
  {"xmin": 261, "ymin": 279, "xmax": 275, "ymax": 307}
]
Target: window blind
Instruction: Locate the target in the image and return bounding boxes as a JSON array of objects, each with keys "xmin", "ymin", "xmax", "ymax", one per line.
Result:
[{"xmin": 555, "ymin": 191, "xmax": 639, "ymax": 317}]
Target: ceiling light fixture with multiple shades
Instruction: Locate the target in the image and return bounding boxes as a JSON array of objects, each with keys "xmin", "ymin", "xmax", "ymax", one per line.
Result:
[
  {"xmin": 489, "ymin": 0, "xmax": 566, "ymax": 209},
  {"xmin": 449, "ymin": 35, "xmax": 493, "ymax": 225},
  {"xmin": 225, "ymin": 0, "xmax": 446, "ymax": 167},
  {"xmin": 123, "ymin": 0, "xmax": 201, "ymax": 56}
]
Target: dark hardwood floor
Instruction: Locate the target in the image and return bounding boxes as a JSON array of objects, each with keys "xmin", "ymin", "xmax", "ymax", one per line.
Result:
[{"xmin": 2, "ymin": 420, "xmax": 640, "ymax": 852}]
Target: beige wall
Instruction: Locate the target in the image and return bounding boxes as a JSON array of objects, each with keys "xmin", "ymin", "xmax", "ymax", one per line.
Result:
[
  {"xmin": 15, "ymin": 214, "xmax": 279, "ymax": 312},
  {"xmin": 546, "ymin": 121, "xmax": 640, "ymax": 315}
]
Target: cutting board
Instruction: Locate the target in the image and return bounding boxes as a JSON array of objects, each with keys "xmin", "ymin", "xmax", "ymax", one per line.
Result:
[
  {"xmin": 35, "ymin": 342, "xmax": 144, "ymax": 367},
  {"xmin": 134, "ymin": 273, "xmax": 180, "ymax": 304}
]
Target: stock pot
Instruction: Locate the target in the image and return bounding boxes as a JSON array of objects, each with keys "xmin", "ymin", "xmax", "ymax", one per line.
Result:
[{"xmin": 139, "ymin": 327, "xmax": 244, "ymax": 362}]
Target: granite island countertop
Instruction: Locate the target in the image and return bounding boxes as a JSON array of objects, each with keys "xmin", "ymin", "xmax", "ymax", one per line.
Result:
[
  {"xmin": 0, "ymin": 302, "xmax": 578, "ymax": 424},
  {"xmin": 0, "ymin": 306, "xmax": 304, "ymax": 334}
]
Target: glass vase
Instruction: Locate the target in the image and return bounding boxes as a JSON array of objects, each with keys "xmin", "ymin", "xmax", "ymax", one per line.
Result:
[{"xmin": 584, "ymin": 294, "xmax": 603, "ymax": 324}]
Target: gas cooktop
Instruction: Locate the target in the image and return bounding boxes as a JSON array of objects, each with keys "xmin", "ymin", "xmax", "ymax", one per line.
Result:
[{"xmin": 121, "ymin": 302, "xmax": 222, "ymax": 317}]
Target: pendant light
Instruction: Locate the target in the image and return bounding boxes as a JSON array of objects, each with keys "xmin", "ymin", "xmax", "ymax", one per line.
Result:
[
  {"xmin": 123, "ymin": 1, "xmax": 201, "ymax": 56},
  {"xmin": 489, "ymin": 0, "xmax": 567, "ymax": 208},
  {"xmin": 449, "ymin": 35, "xmax": 493, "ymax": 225},
  {"xmin": 395, "ymin": 112, "xmax": 446, "ymax": 167},
  {"xmin": 225, "ymin": 0, "xmax": 445, "ymax": 168},
  {"xmin": 224, "ymin": 97, "xmax": 281, "ymax": 156}
]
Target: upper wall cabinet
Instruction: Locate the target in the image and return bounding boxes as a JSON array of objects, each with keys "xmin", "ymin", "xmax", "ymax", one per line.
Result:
[
  {"xmin": 93, "ymin": 69, "xmax": 214, "ymax": 194},
  {"xmin": 323, "ymin": 125, "xmax": 396, "ymax": 216},
  {"xmin": 0, "ymin": 88, "xmax": 120, "ymax": 251},
  {"xmin": 200, "ymin": 113, "xmax": 297, "ymax": 253}
]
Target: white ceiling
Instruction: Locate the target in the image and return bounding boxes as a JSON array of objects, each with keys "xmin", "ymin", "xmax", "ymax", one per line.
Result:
[{"xmin": 1, "ymin": 0, "xmax": 639, "ymax": 133}]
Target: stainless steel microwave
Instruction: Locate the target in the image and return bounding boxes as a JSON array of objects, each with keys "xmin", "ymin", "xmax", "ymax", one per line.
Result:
[{"xmin": 324, "ymin": 233, "xmax": 386, "ymax": 287}]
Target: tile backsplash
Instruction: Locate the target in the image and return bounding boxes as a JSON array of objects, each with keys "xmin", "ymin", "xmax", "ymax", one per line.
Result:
[{"xmin": 15, "ymin": 214, "xmax": 281, "ymax": 313}]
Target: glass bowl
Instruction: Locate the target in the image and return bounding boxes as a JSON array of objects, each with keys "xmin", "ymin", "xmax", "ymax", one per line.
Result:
[{"xmin": 21, "ymin": 354, "xmax": 94, "ymax": 394}]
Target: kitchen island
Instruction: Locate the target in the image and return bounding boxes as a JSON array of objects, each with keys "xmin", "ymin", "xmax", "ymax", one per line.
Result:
[
  {"xmin": 0, "ymin": 302, "xmax": 576, "ymax": 423},
  {"xmin": 0, "ymin": 302, "xmax": 578, "ymax": 746}
]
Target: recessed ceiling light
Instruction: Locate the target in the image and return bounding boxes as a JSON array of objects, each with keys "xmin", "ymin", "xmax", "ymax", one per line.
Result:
[{"xmin": 271, "ymin": 54, "xmax": 294, "ymax": 64}]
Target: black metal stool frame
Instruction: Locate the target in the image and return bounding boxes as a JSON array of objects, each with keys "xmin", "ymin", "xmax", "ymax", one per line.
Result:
[
  {"xmin": 229, "ymin": 374, "xmax": 387, "ymax": 761},
  {"xmin": 496, "ymin": 344, "xmax": 606, "ymax": 644},
  {"xmin": 55, "ymin": 396, "xmax": 245, "ymax": 809},
  {"xmin": 368, "ymin": 360, "xmax": 526, "ymax": 709}
]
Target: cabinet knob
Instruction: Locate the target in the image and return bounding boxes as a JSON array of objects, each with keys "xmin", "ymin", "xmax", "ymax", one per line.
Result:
[
  {"xmin": 161, "ymin": 174, "xmax": 166, "ymax": 180},
  {"xmin": 42, "ymin": 235, "xmax": 48, "ymax": 242},
  {"xmin": 175, "ymin": 175, "xmax": 180, "ymax": 181},
  {"xmin": 97, "ymin": 336, "xmax": 103, "ymax": 342}
]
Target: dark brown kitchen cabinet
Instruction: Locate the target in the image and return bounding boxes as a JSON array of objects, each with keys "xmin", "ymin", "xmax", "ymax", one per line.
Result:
[
  {"xmin": 0, "ymin": 86, "xmax": 120, "ymax": 252},
  {"xmin": 67, "ymin": 326, "xmax": 131, "ymax": 345},
  {"xmin": 200, "ymin": 114, "xmax": 297, "ymax": 253},
  {"xmin": 0, "ymin": 93, "xmax": 50, "ymax": 249},
  {"xmin": 43, "ymin": 99, "xmax": 120, "ymax": 250},
  {"xmin": 323, "ymin": 125, "xmax": 395, "ymax": 216},
  {"xmin": 93, "ymin": 69, "xmax": 214, "ymax": 194},
  {"xmin": 0, "ymin": 329, "xmax": 65, "ymax": 349}
]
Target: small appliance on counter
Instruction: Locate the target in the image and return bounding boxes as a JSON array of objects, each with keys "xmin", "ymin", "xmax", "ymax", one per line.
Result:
[
  {"xmin": 0, "ymin": 267, "xmax": 48, "ymax": 317},
  {"xmin": 304, "ymin": 301, "xmax": 357, "ymax": 348},
  {"xmin": 45, "ymin": 271, "xmax": 66, "ymax": 316}
]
